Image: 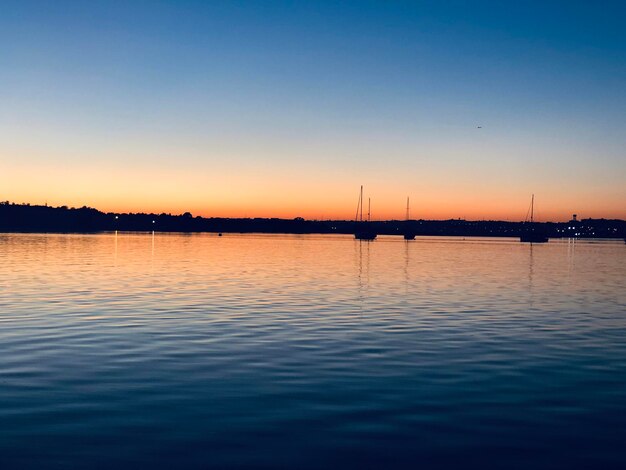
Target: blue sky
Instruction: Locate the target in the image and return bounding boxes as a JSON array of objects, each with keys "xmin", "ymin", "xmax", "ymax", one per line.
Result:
[{"xmin": 1, "ymin": 0, "xmax": 625, "ymax": 219}]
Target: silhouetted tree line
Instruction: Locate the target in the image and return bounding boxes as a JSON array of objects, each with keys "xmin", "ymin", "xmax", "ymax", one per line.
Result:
[{"xmin": 0, "ymin": 201, "xmax": 624, "ymax": 238}]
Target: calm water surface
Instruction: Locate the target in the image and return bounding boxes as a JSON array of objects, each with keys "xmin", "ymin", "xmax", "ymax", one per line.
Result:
[{"xmin": 1, "ymin": 233, "xmax": 625, "ymax": 469}]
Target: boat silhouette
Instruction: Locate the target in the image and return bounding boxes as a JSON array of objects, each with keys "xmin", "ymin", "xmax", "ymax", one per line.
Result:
[
  {"xmin": 354, "ymin": 186, "xmax": 377, "ymax": 240},
  {"xmin": 403, "ymin": 196, "xmax": 416, "ymax": 240},
  {"xmin": 520, "ymin": 194, "xmax": 548, "ymax": 243}
]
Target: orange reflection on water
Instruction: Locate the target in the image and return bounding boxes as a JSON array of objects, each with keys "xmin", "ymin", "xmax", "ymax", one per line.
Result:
[{"xmin": 2, "ymin": 233, "xmax": 624, "ymax": 328}]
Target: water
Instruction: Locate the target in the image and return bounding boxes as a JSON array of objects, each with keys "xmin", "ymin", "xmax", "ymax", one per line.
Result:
[{"xmin": 0, "ymin": 233, "xmax": 625, "ymax": 469}]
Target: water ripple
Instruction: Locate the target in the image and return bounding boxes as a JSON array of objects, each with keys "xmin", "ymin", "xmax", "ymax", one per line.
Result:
[{"xmin": 0, "ymin": 234, "xmax": 625, "ymax": 469}]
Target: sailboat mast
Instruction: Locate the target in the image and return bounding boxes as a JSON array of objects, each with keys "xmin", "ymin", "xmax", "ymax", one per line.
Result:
[
  {"xmin": 360, "ymin": 185, "xmax": 363, "ymax": 222},
  {"xmin": 368, "ymin": 198, "xmax": 371, "ymax": 222},
  {"xmin": 531, "ymin": 194, "xmax": 534, "ymax": 223},
  {"xmin": 406, "ymin": 197, "xmax": 410, "ymax": 221}
]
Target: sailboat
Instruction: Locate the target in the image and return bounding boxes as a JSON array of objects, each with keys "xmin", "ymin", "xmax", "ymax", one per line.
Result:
[
  {"xmin": 520, "ymin": 194, "xmax": 549, "ymax": 243},
  {"xmin": 403, "ymin": 196, "xmax": 416, "ymax": 240},
  {"xmin": 354, "ymin": 186, "xmax": 377, "ymax": 240}
]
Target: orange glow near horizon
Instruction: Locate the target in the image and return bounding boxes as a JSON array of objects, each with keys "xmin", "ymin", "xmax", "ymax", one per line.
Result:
[{"xmin": 2, "ymin": 163, "xmax": 624, "ymax": 222}]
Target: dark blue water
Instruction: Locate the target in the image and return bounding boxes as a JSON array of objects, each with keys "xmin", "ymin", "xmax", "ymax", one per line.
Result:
[{"xmin": 1, "ymin": 233, "xmax": 625, "ymax": 468}]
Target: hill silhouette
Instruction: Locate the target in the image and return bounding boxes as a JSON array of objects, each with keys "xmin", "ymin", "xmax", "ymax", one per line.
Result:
[{"xmin": 1, "ymin": 201, "xmax": 624, "ymax": 239}]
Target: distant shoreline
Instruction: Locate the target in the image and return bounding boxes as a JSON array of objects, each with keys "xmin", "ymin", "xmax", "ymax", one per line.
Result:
[
  {"xmin": 1, "ymin": 202, "xmax": 624, "ymax": 239},
  {"xmin": 3, "ymin": 232, "xmax": 626, "ymax": 244}
]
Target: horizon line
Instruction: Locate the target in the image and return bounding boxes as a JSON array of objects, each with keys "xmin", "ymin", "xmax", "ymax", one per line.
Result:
[{"xmin": 3, "ymin": 200, "xmax": 624, "ymax": 224}]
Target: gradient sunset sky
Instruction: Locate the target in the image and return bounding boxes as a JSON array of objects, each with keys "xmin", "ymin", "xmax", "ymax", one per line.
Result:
[{"xmin": 1, "ymin": 0, "xmax": 625, "ymax": 221}]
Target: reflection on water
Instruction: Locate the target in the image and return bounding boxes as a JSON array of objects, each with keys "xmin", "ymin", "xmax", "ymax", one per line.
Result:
[{"xmin": 0, "ymin": 233, "xmax": 625, "ymax": 469}]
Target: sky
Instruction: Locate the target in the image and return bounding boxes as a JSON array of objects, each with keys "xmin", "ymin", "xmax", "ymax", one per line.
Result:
[{"xmin": 1, "ymin": 0, "xmax": 625, "ymax": 221}]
